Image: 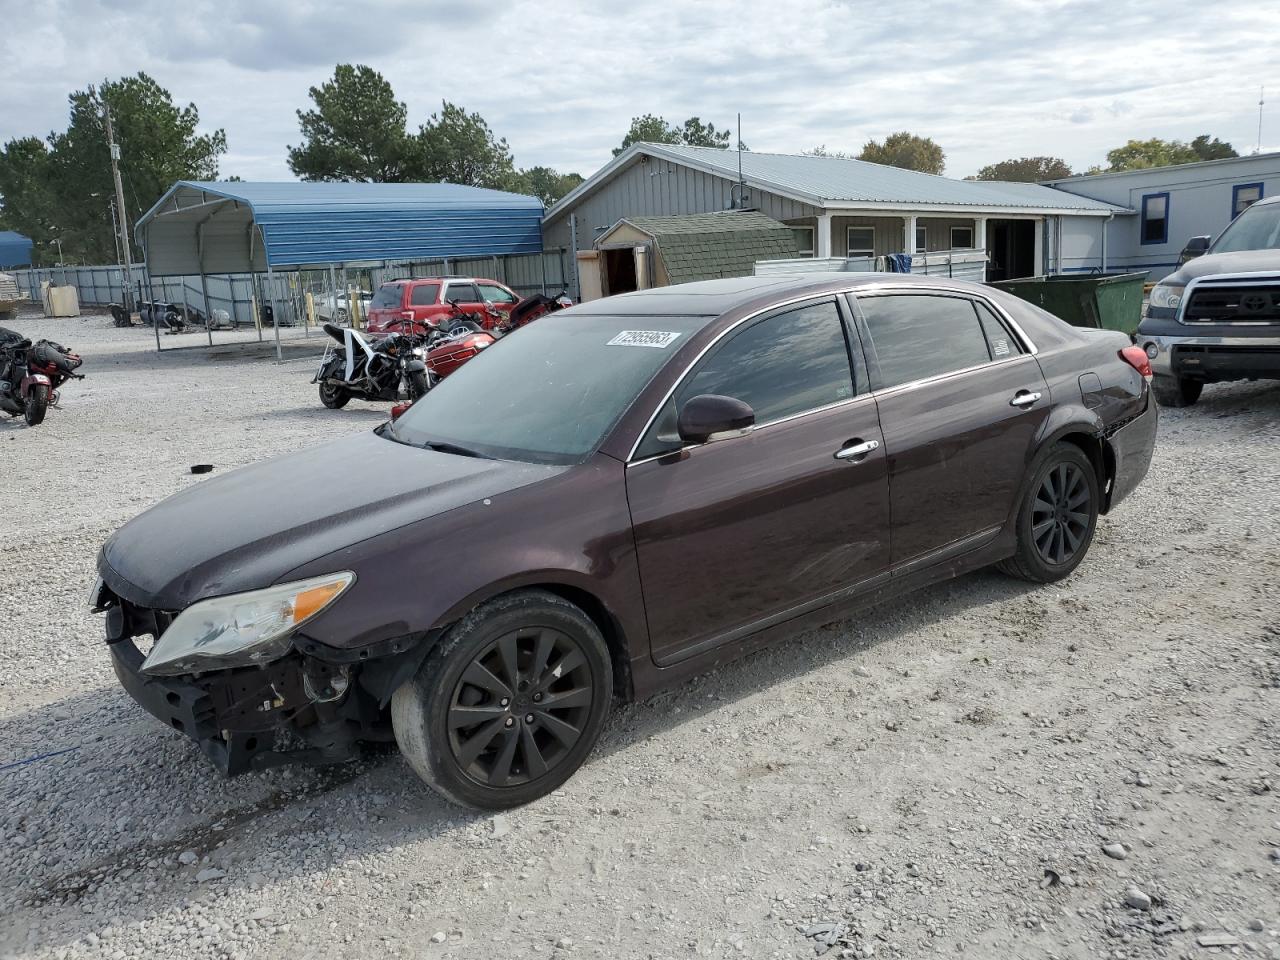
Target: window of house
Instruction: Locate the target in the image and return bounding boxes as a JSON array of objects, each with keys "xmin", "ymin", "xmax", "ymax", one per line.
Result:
[
  {"xmin": 950, "ymin": 225, "xmax": 975, "ymax": 249},
  {"xmin": 790, "ymin": 227, "xmax": 815, "ymax": 258},
  {"xmin": 847, "ymin": 226, "xmax": 875, "ymax": 259},
  {"xmin": 915, "ymin": 225, "xmax": 928, "ymax": 252},
  {"xmin": 478, "ymin": 282, "xmax": 518, "ymax": 304},
  {"xmin": 1141, "ymin": 193, "xmax": 1169, "ymax": 245},
  {"xmin": 1232, "ymin": 182, "xmax": 1264, "ymax": 218},
  {"xmin": 858, "ymin": 294, "xmax": 993, "ymax": 390},
  {"xmin": 409, "ymin": 283, "xmax": 440, "ymax": 306}
]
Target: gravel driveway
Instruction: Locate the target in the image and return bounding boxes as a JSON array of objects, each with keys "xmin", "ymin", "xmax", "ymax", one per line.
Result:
[{"xmin": 2, "ymin": 309, "xmax": 1277, "ymax": 960}]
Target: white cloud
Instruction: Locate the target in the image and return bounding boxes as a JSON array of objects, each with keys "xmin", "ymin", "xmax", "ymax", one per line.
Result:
[{"xmin": 1, "ymin": 0, "xmax": 1277, "ymax": 190}]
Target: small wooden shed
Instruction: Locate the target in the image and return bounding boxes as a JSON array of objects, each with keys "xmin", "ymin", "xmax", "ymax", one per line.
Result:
[{"xmin": 577, "ymin": 210, "xmax": 800, "ymax": 301}]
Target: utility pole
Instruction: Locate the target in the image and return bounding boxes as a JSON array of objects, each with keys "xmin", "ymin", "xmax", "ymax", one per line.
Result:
[
  {"xmin": 1258, "ymin": 86, "xmax": 1266, "ymax": 155},
  {"xmin": 103, "ymin": 104, "xmax": 135, "ymax": 311}
]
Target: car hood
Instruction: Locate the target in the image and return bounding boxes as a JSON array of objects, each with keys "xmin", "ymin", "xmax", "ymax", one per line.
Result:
[
  {"xmin": 1165, "ymin": 248, "xmax": 1280, "ymax": 284},
  {"xmin": 99, "ymin": 429, "xmax": 563, "ymax": 609}
]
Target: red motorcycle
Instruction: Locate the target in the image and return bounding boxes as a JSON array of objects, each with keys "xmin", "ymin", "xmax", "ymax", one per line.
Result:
[{"xmin": 0, "ymin": 330, "xmax": 81, "ymax": 426}]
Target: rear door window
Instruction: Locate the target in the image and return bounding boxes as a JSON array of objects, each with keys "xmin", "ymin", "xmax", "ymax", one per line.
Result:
[
  {"xmin": 371, "ymin": 284, "xmax": 404, "ymax": 309},
  {"xmin": 857, "ymin": 294, "xmax": 993, "ymax": 390},
  {"xmin": 974, "ymin": 301, "xmax": 1024, "ymax": 359},
  {"xmin": 409, "ymin": 283, "xmax": 440, "ymax": 306},
  {"xmin": 445, "ymin": 283, "xmax": 480, "ymax": 303}
]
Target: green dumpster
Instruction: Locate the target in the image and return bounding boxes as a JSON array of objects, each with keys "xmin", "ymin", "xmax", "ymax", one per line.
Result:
[{"xmin": 990, "ymin": 272, "xmax": 1148, "ymax": 337}]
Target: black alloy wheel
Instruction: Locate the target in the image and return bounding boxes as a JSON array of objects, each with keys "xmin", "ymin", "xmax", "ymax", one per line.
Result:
[
  {"xmin": 999, "ymin": 442, "xmax": 1100, "ymax": 583},
  {"xmin": 447, "ymin": 627, "xmax": 593, "ymax": 789},
  {"xmin": 391, "ymin": 589, "xmax": 612, "ymax": 809},
  {"xmin": 1032, "ymin": 462, "xmax": 1092, "ymax": 566}
]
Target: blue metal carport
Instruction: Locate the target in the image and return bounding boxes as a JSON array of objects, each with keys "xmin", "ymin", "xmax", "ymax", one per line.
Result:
[{"xmin": 135, "ymin": 181, "xmax": 544, "ymax": 358}]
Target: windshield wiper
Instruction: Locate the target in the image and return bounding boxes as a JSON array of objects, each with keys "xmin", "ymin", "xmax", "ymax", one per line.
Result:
[
  {"xmin": 377, "ymin": 421, "xmax": 412, "ymax": 446},
  {"xmin": 421, "ymin": 440, "xmax": 491, "ymax": 459}
]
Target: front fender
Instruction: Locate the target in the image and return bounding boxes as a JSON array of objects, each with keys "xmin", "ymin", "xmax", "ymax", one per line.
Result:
[
  {"xmin": 20, "ymin": 372, "xmax": 51, "ymax": 393},
  {"xmin": 403, "ymin": 359, "xmax": 426, "ymax": 374}
]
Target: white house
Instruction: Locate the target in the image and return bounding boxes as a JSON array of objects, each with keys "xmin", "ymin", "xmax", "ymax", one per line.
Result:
[
  {"xmin": 1044, "ymin": 152, "xmax": 1280, "ymax": 280},
  {"xmin": 543, "ymin": 144, "xmax": 1126, "ymax": 283}
]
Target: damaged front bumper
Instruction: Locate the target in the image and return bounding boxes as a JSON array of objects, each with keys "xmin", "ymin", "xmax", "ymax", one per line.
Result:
[{"xmin": 99, "ymin": 581, "xmax": 430, "ymax": 776}]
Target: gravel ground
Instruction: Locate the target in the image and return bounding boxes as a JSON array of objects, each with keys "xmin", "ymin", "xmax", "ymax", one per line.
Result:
[{"xmin": 1, "ymin": 306, "xmax": 1278, "ymax": 960}]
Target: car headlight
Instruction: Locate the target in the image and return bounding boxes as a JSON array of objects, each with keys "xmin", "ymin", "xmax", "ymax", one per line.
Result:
[
  {"xmin": 141, "ymin": 572, "xmax": 355, "ymax": 676},
  {"xmin": 1148, "ymin": 282, "xmax": 1185, "ymax": 311}
]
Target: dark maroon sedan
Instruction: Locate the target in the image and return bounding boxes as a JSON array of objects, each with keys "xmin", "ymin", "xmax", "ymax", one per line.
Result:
[{"xmin": 92, "ymin": 274, "xmax": 1157, "ymax": 809}]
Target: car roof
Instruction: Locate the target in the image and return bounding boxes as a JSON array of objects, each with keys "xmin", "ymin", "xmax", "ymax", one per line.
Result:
[
  {"xmin": 567, "ymin": 272, "xmax": 998, "ymax": 316},
  {"xmin": 381, "ymin": 276, "xmax": 500, "ymax": 285}
]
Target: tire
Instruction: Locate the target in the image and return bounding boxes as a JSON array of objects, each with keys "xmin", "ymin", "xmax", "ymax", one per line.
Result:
[
  {"xmin": 1151, "ymin": 374, "xmax": 1202, "ymax": 408},
  {"xmin": 318, "ymin": 381, "xmax": 350, "ymax": 409},
  {"xmin": 997, "ymin": 443, "xmax": 1100, "ymax": 583},
  {"xmin": 336, "ymin": 308, "xmax": 349, "ymax": 323},
  {"xmin": 408, "ymin": 370, "xmax": 429, "ymax": 400},
  {"xmin": 24, "ymin": 384, "xmax": 48, "ymax": 427},
  {"xmin": 392, "ymin": 589, "xmax": 612, "ymax": 810}
]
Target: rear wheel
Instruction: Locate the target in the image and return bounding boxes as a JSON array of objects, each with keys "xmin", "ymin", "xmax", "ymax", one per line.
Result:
[
  {"xmin": 998, "ymin": 443, "xmax": 1099, "ymax": 583},
  {"xmin": 1151, "ymin": 374, "xmax": 1202, "ymax": 408},
  {"xmin": 24, "ymin": 384, "xmax": 48, "ymax": 426},
  {"xmin": 391, "ymin": 590, "xmax": 612, "ymax": 810}
]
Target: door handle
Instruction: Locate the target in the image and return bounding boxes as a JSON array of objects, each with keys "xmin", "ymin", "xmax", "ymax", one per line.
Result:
[
  {"xmin": 835, "ymin": 439, "xmax": 880, "ymax": 461},
  {"xmin": 1009, "ymin": 390, "xmax": 1043, "ymax": 408}
]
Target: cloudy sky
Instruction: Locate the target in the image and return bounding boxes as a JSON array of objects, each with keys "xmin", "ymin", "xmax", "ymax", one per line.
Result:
[{"xmin": 1, "ymin": 0, "xmax": 1277, "ymax": 184}]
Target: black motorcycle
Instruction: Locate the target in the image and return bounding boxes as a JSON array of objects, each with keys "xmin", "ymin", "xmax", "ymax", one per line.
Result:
[{"xmin": 313, "ymin": 323, "xmax": 429, "ymax": 410}]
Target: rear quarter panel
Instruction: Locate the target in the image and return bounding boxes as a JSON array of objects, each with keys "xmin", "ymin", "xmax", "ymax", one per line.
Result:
[{"xmin": 999, "ymin": 293, "xmax": 1155, "ymax": 510}]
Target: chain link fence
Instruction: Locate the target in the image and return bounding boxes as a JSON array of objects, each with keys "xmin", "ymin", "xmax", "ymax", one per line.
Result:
[{"xmin": 7, "ymin": 249, "xmax": 577, "ymax": 350}]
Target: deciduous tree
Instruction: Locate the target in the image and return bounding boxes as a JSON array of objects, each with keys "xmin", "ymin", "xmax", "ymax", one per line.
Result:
[
  {"xmin": 858, "ymin": 132, "xmax": 945, "ymax": 175},
  {"xmin": 974, "ymin": 156, "xmax": 1072, "ymax": 182}
]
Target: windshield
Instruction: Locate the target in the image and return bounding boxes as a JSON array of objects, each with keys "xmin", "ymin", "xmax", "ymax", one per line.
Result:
[
  {"xmin": 1212, "ymin": 202, "xmax": 1280, "ymax": 254},
  {"xmin": 389, "ymin": 313, "xmax": 710, "ymax": 464}
]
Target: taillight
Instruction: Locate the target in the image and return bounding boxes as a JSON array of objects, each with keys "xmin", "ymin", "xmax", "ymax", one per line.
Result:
[{"xmin": 1119, "ymin": 345, "xmax": 1153, "ymax": 379}]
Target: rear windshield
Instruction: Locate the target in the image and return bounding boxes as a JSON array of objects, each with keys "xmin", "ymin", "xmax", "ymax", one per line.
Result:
[
  {"xmin": 371, "ymin": 284, "xmax": 404, "ymax": 309},
  {"xmin": 388, "ymin": 313, "xmax": 710, "ymax": 464}
]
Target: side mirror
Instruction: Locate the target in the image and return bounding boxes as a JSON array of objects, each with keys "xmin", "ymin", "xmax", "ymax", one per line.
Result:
[
  {"xmin": 1179, "ymin": 235, "xmax": 1211, "ymax": 264},
  {"xmin": 677, "ymin": 394, "xmax": 755, "ymax": 444}
]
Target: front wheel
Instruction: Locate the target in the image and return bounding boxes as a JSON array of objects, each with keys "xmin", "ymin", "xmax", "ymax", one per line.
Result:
[
  {"xmin": 1151, "ymin": 374, "xmax": 1202, "ymax": 408},
  {"xmin": 998, "ymin": 443, "xmax": 1099, "ymax": 583},
  {"xmin": 391, "ymin": 590, "xmax": 612, "ymax": 810},
  {"xmin": 24, "ymin": 384, "xmax": 48, "ymax": 426},
  {"xmin": 407, "ymin": 369, "xmax": 429, "ymax": 400}
]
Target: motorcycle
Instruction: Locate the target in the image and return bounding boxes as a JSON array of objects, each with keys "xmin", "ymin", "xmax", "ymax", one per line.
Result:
[
  {"xmin": 313, "ymin": 323, "xmax": 430, "ymax": 410},
  {"xmin": 0, "ymin": 327, "xmax": 82, "ymax": 426}
]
